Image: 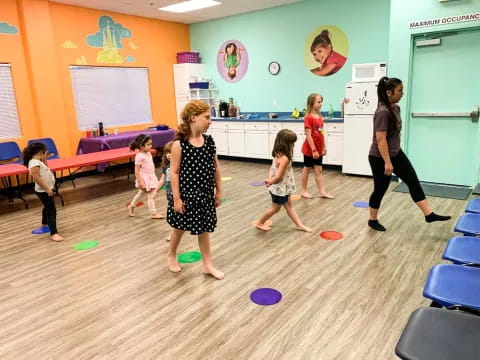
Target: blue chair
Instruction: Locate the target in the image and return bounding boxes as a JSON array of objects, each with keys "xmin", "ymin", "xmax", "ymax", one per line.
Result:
[
  {"xmin": 0, "ymin": 141, "xmax": 22, "ymax": 164},
  {"xmin": 423, "ymin": 264, "xmax": 480, "ymax": 309},
  {"xmin": 443, "ymin": 236, "xmax": 480, "ymax": 265},
  {"xmin": 0, "ymin": 141, "xmax": 27, "ymax": 208},
  {"xmin": 395, "ymin": 307, "xmax": 480, "ymax": 360},
  {"xmin": 27, "ymin": 138, "xmax": 59, "ymax": 159},
  {"xmin": 466, "ymin": 198, "xmax": 480, "ymax": 214},
  {"xmin": 454, "ymin": 213, "xmax": 480, "ymax": 236},
  {"xmin": 27, "ymin": 137, "xmax": 75, "ymax": 188}
]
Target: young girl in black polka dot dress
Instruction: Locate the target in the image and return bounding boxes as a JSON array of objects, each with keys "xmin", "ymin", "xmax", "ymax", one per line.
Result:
[{"xmin": 167, "ymin": 100, "xmax": 224, "ymax": 280}]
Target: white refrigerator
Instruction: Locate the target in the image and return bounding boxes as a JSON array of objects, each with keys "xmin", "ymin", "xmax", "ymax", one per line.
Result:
[{"xmin": 342, "ymin": 82, "xmax": 378, "ymax": 176}]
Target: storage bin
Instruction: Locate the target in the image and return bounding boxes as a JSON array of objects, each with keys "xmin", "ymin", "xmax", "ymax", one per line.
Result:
[
  {"xmin": 176, "ymin": 52, "xmax": 200, "ymax": 63},
  {"xmin": 189, "ymin": 82, "xmax": 209, "ymax": 89}
]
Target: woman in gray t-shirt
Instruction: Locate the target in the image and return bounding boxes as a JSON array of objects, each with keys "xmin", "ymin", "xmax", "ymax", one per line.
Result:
[{"xmin": 367, "ymin": 77, "xmax": 451, "ymax": 231}]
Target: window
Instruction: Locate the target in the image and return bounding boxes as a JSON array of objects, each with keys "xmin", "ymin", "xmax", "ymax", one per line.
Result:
[
  {"xmin": 70, "ymin": 66, "xmax": 153, "ymax": 130},
  {"xmin": 0, "ymin": 64, "xmax": 21, "ymax": 139}
]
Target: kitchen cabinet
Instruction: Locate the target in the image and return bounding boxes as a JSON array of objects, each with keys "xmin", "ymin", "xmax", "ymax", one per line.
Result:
[
  {"xmin": 324, "ymin": 123, "xmax": 344, "ymax": 165},
  {"xmin": 206, "ymin": 120, "xmax": 343, "ymax": 164}
]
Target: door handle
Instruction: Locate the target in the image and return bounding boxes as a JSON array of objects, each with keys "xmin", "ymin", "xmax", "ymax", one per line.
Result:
[{"xmin": 411, "ymin": 105, "xmax": 479, "ymax": 123}]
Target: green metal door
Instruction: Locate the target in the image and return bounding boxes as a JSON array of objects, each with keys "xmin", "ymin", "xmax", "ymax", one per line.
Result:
[{"xmin": 406, "ymin": 28, "xmax": 480, "ymax": 187}]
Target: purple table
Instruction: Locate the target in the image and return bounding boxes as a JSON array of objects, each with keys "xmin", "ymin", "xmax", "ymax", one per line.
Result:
[
  {"xmin": 76, "ymin": 129, "xmax": 175, "ymax": 171},
  {"xmin": 77, "ymin": 129, "xmax": 175, "ymax": 154}
]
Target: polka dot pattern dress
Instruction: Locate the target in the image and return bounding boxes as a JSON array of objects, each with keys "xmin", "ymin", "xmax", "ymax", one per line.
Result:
[{"xmin": 167, "ymin": 134, "xmax": 217, "ymax": 235}]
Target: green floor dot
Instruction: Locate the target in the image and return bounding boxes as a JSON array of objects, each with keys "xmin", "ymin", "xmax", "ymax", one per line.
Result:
[
  {"xmin": 161, "ymin": 185, "xmax": 167, "ymax": 190},
  {"xmin": 178, "ymin": 251, "xmax": 202, "ymax": 263},
  {"xmin": 221, "ymin": 197, "xmax": 227, "ymax": 203},
  {"xmin": 74, "ymin": 240, "xmax": 99, "ymax": 250}
]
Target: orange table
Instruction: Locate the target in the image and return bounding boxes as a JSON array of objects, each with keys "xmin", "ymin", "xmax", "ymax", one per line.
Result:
[{"xmin": 0, "ymin": 163, "xmax": 29, "ymax": 208}]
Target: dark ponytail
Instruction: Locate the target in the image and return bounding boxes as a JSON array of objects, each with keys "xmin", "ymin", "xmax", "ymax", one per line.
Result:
[
  {"xmin": 377, "ymin": 76, "xmax": 402, "ymax": 130},
  {"xmin": 22, "ymin": 142, "xmax": 47, "ymax": 166},
  {"xmin": 130, "ymin": 134, "xmax": 152, "ymax": 151}
]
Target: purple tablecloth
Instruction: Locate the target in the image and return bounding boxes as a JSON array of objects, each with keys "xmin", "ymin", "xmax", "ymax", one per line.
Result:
[
  {"xmin": 76, "ymin": 129, "xmax": 175, "ymax": 172},
  {"xmin": 77, "ymin": 129, "xmax": 175, "ymax": 155}
]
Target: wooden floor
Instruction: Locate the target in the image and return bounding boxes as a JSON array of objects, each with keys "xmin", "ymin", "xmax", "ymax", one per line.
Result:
[{"xmin": 0, "ymin": 160, "xmax": 467, "ymax": 360}]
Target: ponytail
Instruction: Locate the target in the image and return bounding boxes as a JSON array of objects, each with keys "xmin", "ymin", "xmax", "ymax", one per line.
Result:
[{"xmin": 22, "ymin": 142, "xmax": 47, "ymax": 166}]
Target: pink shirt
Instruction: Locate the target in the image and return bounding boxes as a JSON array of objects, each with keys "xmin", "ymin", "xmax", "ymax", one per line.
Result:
[{"xmin": 135, "ymin": 151, "xmax": 158, "ymax": 190}]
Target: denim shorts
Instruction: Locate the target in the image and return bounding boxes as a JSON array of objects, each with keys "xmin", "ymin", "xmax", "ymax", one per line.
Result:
[{"xmin": 270, "ymin": 193, "xmax": 289, "ymax": 205}]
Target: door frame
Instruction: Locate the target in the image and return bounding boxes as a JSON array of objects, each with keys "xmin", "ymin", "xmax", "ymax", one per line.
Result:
[{"xmin": 404, "ymin": 26, "xmax": 480, "ymax": 186}]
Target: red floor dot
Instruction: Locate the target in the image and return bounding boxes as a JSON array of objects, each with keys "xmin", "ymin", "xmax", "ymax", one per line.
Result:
[
  {"xmin": 126, "ymin": 202, "xmax": 144, "ymax": 207},
  {"xmin": 320, "ymin": 231, "xmax": 343, "ymax": 241}
]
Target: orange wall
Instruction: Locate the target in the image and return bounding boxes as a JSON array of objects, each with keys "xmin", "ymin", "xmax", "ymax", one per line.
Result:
[
  {"xmin": 0, "ymin": 0, "xmax": 38, "ymax": 149},
  {"xmin": 1, "ymin": 0, "xmax": 189, "ymax": 157}
]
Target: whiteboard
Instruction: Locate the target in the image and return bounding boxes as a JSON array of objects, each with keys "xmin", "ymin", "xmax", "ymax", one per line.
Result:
[
  {"xmin": 0, "ymin": 64, "xmax": 21, "ymax": 139},
  {"xmin": 70, "ymin": 66, "xmax": 153, "ymax": 130}
]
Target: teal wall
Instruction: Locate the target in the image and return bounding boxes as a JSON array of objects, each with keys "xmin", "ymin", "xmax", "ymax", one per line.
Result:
[
  {"xmin": 388, "ymin": 0, "xmax": 480, "ymax": 91},
  {"xmin": 190, "ymin": 0, "xmax": 390, "ymax": 113},
  {"xmin": 388, "ymin": 0, "xmax": 480, "ymax": 184}
]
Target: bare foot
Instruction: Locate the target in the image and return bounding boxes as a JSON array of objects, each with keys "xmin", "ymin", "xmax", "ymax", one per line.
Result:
[
  {"xmin": 51, "ymin": 234, "xmax": 64, "ymax": 242},
  {"xmin": 296, "ymin": 225, "xmax": 313, "ymax": 232},
  {"xmin": 204, "ymin": 266, "xmax": 224, "ymax": 280},
  {"xmin": 256, "ymin": 223, "xmax": 272, "ymax": 231},
  {"xmin": 168, "ymin": 253, "xmax": 182, "ymax": 273},
  {"xmin": 252, "ymin": 219, "xmax": 272, "ymax": 227},
  {"xmin": 318, "ymin": 193, "xmax": 334, "ymax": 199},
  {"xmin": 151, "ymin": 213, "xmax": 165, "ymax": 219},
  {"xmin": 128, "ymin": 205, "xmax": 135, "ymax": 217},
  {"xmin": 301, "ymin": 192, "xmax": 313, "ymax": 199}
]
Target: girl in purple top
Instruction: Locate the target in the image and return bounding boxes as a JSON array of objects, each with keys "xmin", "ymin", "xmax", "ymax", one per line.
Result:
[{"xmin": 367, "ymin": 77, "xmax": 451, "ymax": 231}]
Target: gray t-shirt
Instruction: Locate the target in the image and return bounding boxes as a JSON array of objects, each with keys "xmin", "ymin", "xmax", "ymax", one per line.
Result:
[{"xmin": 369, "ymin": 104, "xmax": 402, "ymax": 158}]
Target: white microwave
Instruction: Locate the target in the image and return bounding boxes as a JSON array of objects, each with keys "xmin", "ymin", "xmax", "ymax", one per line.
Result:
[{"xmin": 352, "ymin": 62, "xmax": 387, "ymax": 83}]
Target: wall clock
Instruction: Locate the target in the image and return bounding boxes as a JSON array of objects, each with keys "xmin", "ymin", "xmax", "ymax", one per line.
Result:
[{"xmin": 268, "ymin": 61, "xmax": 280, "ymax": 75}]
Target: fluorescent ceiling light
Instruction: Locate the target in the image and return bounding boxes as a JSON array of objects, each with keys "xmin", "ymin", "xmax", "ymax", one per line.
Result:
[{"xmin": 159, "ymin": 0, "xmax": 221, "ymax": 13}]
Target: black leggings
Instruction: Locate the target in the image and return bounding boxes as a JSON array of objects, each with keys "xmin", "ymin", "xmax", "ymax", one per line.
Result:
[
  {"xmin": 368, "ymin": 149, "xmax": 425, "ymax": 209},
  {"xmin": 36, "ymin": 191, "xmax": 58, "ymax": 235}
]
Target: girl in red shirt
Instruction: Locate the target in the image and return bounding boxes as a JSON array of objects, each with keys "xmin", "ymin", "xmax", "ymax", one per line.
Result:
[{"xmin": 300, "ymin": 93, "xmax": 334, "ymax": 199}]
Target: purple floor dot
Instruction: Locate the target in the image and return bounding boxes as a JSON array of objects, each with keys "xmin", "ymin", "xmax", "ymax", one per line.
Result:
[
  {"xmin": 250, "ymin": 288, "xmax": 282, "ymax": 306},
  {"xmin": 353, "ymin": 201, "xmax": 369, "ymax": 208},
  {"xmin": 32, "ymin": 226, "xmax": 50, "ymax": 235},
  {"xmin": 250, "ymin": 181, "xmax": 265, "ymax": 186}
]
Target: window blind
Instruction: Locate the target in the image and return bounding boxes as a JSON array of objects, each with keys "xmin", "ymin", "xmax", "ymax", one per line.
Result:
[{"xmin": 0, "ymin": 64, "xmax": 21, "ymax": 139}]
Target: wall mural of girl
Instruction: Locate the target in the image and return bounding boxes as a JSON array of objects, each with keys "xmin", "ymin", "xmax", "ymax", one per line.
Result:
[
  {"xmin": 217, "ymin": 40, "xmax": 248, "ymax": 82},
  {"xmin": 304, "ymin": 25, "xmax": 349, "ymax": 77}
]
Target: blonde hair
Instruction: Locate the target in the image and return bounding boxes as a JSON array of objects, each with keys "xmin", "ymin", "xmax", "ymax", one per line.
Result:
[
  {"xmin": 306, "ymin": 93, "xmax": 323, "ymax": 115},
  {"xmin": 161, "ymin": 141, "xmax": 173, "ymax": 167},
  {"xmin": 175, "ymin": 100, "xmax": 211, "ymax": 141}
]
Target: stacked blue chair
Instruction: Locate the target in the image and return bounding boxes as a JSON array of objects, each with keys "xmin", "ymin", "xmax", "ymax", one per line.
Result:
[
  {"xmin": 443, "ymin": 236, "xmax": 480, "ymax": 265},
  {"xmin": 465, "ymin": 198, "xmax": 480, "ymax": 214},
  {"xmin": 28, "ymin": 138, "xmax": 60, "ymax": 160},
  {"xmin": 28, "ymin": 137, "xmax": 75, "ymax": 188},
  {"xmin": 0, "ymin": 141, "xmax": 27, "ymax": 208},
  {"xmin": 396, "ymin": 202, "xmax": 480, "ymax": 358},
  {"xmin": 0, "ymin": 141, "xmax": 23, "ymax": 164},
  {"xmin": 454, "ymin": 213, "xmax": 480, "ymax": 236},
  {"xmin": 423, "ymin": 264, "xmax": 480, "ymax": 309},
  {"xmin": 395, "ymin": 307, "xmax": 480, "ymax": 360}
]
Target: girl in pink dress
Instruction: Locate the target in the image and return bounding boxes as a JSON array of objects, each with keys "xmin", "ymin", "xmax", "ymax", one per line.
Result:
[{"xmin": 128, "ymin": 134, "xmax": 164, "ymax": 219}]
